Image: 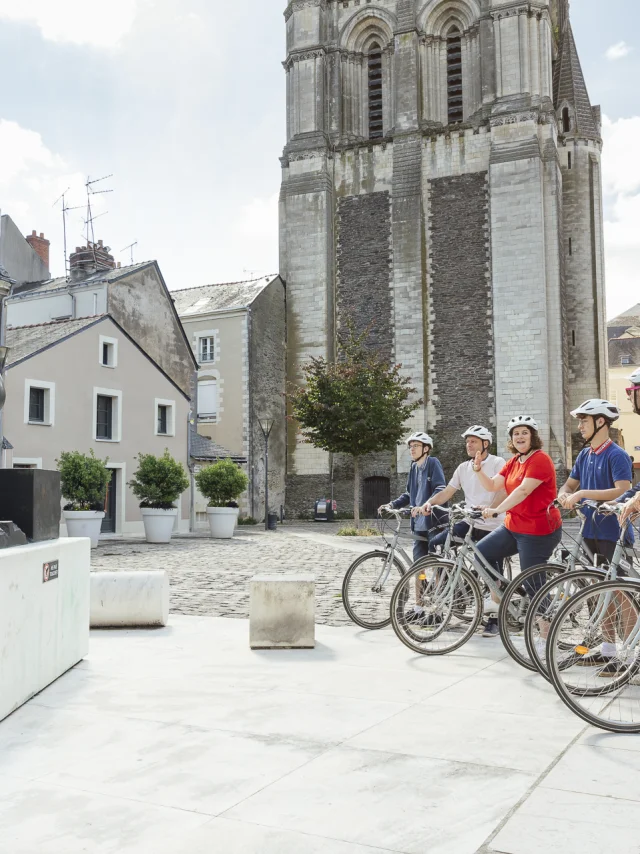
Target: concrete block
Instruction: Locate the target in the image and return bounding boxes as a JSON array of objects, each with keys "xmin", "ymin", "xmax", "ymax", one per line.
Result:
[
  {"xmin": 0, "ymin": 539, "xmax": 90, "ymax": 722},
  {"xmin": 250, "ymin": 574, "xmax": 315, "ymax": 649},
  {"xmin": 90, "ymin": 571, "xmax": 169, "ymax": 628}
]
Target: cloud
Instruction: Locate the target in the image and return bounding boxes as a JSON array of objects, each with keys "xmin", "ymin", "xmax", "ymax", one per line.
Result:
[
  {"xmin": 601, "ymin": 115, "xmax": 640, "ymax": 319},
  {"xmin": 0, "ymin": 0, "xmax": 137, "ymax": 48},
  {"xmin": 605, "ymin": 41, "xmax": 632, "ymax": 61},
  {"xmin": 0, "ymin": 120, "xmax": 97, "ymax": 275}
]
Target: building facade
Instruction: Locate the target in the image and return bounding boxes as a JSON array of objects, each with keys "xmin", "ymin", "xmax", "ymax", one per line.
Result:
[
  {"xmin": 173, "ymin": 276, "xmax": 287, "ymax": 521},
  {"xmin": 4, "ymin": 315, "xmax": 191, "ymax": 535},
  {"xmin": 280, "ymin": 0, "xmax": 608, "ymax": 514}
]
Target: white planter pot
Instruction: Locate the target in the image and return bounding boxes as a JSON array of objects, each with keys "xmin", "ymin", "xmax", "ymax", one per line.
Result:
[
  {"xmin": 206, "ymin": 507, "xmax": 239, "ymax": 539},
  {"xmin": 141, "ymin": 508, "xmax": 178, "ymax": 544},
  {"xmin": 63, "ymin": 510, "xmax": 105, "ymax": 548}
]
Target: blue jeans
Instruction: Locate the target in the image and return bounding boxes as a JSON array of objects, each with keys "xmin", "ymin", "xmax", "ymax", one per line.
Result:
[
  {"xmin": 475, "ymin": 524, "xmax": 562, "ymax": 595},
  {"xmin": 429, "ymin": 521, "xmax": 490, "ymax": 552},
  {"xmin": 413, "ymin": 534, "xmax": 431, "ymax": 564}
]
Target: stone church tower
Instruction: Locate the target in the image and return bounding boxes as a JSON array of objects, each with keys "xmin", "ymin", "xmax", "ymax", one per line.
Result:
[{"xmin": 280, "ymin": 0, "xmax": 607, "ymax": 514}]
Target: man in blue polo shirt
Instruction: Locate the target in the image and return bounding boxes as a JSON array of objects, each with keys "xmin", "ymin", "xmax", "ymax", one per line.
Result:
[{"xmin": 559, "ymin": 399, "xmax": 632, "ymax": 563}]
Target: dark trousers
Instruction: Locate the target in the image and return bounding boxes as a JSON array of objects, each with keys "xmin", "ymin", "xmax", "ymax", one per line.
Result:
[
  {"xmin": 475, "ymin": 524, "xmax": 563, "ymax": 595},
  {"xmin": 413, "ymin": 534, "xmax": 431, "ymax": 564},
  {"xmin": 584, "ymin": 537, "xmax": 617, "ymax": 567},
  {"xmin": 428, "ymin": 521, "xmax": 490, "ymax": 553}
]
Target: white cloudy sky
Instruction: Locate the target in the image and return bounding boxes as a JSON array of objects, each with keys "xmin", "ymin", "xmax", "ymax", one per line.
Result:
[{"xmin": 0, "ymin": 0, "xmax": 637, "ymax": 319}]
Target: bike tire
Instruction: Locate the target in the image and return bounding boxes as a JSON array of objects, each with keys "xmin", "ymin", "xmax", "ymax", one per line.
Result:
[
  {"xmin": 547, "ymin": 580, "xmax": 640, "ymax": 733},
  {"xmin": 524, "ymin": 568, "xmax": 605, "ymax": 682},
  {"xmin": 342, "ymin": 550, "xmax": 406, "ymax": 629},
  {"xmin": 390, "ymin": 562, "xmax": 483, "ymax": 655},
  {"xmin": 498, "ymin": 563, "xmax": 568, "ymax": 672}
]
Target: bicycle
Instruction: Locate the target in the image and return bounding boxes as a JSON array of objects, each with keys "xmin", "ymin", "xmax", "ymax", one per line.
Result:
[
  {"xmin": 342, "ymin": 508, "xmax": 432, "ymax": 629},
  {"xmin": 524, "ymin": 502, "xmax": 640, "ymax": 682},
  {"xmin": 546, "ymin": 573, "xmax": 640, "ymax": 733},
  {"xmin": 389, "ymin": 504, "xmax": 530, "ymax": 660}
]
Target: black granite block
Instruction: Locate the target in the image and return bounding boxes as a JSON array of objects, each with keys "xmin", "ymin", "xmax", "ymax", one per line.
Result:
[
  {"xmin": 0, "ymin": 469, "xmax": 61, "ymax": 542},
  {"xmin": 0, "ymin": 521, "xmax": 27, "ymax": 547}
]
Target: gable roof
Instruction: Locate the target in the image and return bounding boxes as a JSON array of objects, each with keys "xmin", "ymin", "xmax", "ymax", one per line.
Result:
[
  {"xmin": 10, "ymin": 261, "xmax": 154, "ymax": 298},
  {"xmin": 6, "ymin": 316, "xmax": 105, "ymax": 365},
  {"xmin": 172, "ymin": 276, "xmax": 277, "ymax": 317},
  {"xmin": 609, "ymin": 303, "xmax": 640, "ymax": 326},
  {"xmin": 190, "ymin": 428, "xmax": 246, "ymax": 463},
  {"xmin": 5, "ymin": 314, "xmax": 190, "ymax": 400},
  {"xmin": 553, "ymin": 22, "xmax": 599, "ymax": 139}
]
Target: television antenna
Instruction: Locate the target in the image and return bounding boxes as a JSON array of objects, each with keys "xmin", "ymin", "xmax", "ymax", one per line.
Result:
[
  {"xmin": 85, "ymin": 174, "xmax": 113, "ymax": 268},
  {"xmin": 121, "ymin": 241, "xmax": 138, "ymax": 265},
  {"xmin": 52, "ymin": 189, "xmax": 83, "ymax": 277}
]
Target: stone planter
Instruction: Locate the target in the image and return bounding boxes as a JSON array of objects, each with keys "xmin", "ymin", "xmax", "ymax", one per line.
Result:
[
  {"xmin": 206, "ymin": 507, "xmax": 239, "ymax": 539},
  {"xmin": 141, "ymin": 508, "xmax": 178, "ymax": 544},
  {"xmin": 63, "ymin": 510, "xmax": 105, "ymax": 548}
]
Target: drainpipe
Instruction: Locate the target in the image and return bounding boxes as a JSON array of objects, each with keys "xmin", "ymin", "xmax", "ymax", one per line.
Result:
[
  {"xmin": 188, "ymin": 371, "xmax": 197, "ymax": 532},
  {"xmin": 0, "ymin": 279, "xmax": 14, "ymax": 468}
]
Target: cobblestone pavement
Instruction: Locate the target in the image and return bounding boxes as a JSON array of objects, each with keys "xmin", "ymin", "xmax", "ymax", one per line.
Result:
[{"xmin": 92, "ymin": 525, "xmax": 379, "ymax": 627}]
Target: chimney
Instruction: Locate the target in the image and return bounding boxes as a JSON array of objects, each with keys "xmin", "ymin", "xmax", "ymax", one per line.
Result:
[
  {"xmin": 26, "ymin": 230, "xmax": 50, "ymax": 272},
  {"xmin": 69, "ymin": 239, "xmax": 116, "ymax": 282}
]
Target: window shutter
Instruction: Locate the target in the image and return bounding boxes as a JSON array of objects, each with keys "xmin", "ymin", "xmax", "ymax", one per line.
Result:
[{"xmin": 198, "ymin": 381, "xmax": 217, "ymax": 415}]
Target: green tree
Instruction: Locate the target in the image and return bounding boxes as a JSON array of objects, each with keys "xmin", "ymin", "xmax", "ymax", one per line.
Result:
[{"xmin": 290, "ymin": 327, "xmax": 422, "ymax": 526}]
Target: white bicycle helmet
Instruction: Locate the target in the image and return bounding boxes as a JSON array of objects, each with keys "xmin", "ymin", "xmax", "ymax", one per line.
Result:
[
  {"xmin": 462, "ymin": 425, "xmax": 492, "ymax": 442},
  {"xmin": 570, "ymin": 399, "xmax": 620, "ymax": 422},
  {"xmin": 506, "ymin": 415, "xmax": 538, "ymax": 436},
  {"xmin": 627, "ymin": 368, "xmax": 640, "ymax": 387},
  {"xmin": 406, "ymin": 431, "xmax": 433, "ymax": 448}
]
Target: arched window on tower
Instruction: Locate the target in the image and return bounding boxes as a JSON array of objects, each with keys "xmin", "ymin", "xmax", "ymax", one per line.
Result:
[
  {"xmin": 562, "ymin": 107, "xmax": 571, "ymax": 133},
  {"xmin": 368, "ymin": 43, "xmax": 383, "ymax": 139},
  {"xmin": 446, "ymin": 27, "xmax": 463, "ymax": 124}
]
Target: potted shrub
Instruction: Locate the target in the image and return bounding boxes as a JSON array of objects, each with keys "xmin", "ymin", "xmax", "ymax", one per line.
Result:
[
  {"xmin": 128, "ymin": 450, "xmax": 190, "ymax": 544},
  {"xmin": 57, "ymin": 450, "xmax": 111, "ymax": 548},
  {"xmin": 195, "ymin": 459, "xmax": 248, "ymax": 539}
]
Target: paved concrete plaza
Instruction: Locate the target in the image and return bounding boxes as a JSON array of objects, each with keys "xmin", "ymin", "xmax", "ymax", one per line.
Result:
[
  {"xmin": 2, "ymin": 614, "xmax": 640, "ymax": 852},
  {"xmin": 92, "ymin": 524, "xmax": 376, "ymax": 625}
]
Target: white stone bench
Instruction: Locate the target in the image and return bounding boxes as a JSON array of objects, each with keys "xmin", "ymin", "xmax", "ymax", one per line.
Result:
[
  {"xmin": 90, "ymin": 571, "xmax": 169, "ymax": 628},
  {"xmin": 250, "ymin": 574, "xmax": 315, "ymax": 649}
]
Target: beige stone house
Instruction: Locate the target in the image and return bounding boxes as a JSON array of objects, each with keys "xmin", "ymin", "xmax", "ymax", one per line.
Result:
[
  {"xmin": 172, "ymin": 276, "xmax": 286, "ymax": 521},
  {"xmin": 608, "ymin": 304, "xmax": 640, "ymax": 476},
  {"xmin": 4, "ymin": 315, "xmax": 191, "ymax": 534}
]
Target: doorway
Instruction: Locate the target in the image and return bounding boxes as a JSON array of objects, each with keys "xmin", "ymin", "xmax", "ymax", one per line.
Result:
[
  {"xmin": 101, "ymin": 468, "xmax": 117, "ymax": 533},
  {"xmin": 363, "ymin": 476, "xmax": 391, "ymax": 519}
]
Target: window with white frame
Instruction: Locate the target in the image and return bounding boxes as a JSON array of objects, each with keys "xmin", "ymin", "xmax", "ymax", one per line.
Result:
[
  {"xmin": 197, "ymin": 379, "xmax": 218, "ymax": 421},
  {"xmin": 155, "ymin": 398, "xmax": 176, "ymax": 436},
  {"xmin": 199, "ymin": 336, "xmax": 215, "ymax": 363},
  {"xmin": 24, "ymin": 379, "xmax": 55, "ymax": 426},
  {"xmin": 93, "ymin": 388, "xmax": 122, "ymax": 442},
  {"xmin": 99, "ymin": 335, "xmax": 118, "ymax": 368}
]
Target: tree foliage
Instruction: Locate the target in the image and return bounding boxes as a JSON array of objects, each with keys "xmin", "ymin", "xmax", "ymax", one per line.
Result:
[
  {"xmin": 195, "ymin": 458, "xmax": 248, "ymax": 507},
  {"xmin": 57, "ymin": 449, "xmax": 111, "ymax": 511},
  {"xmin": 290, "ymin": 326, "xmax": 422, "ymax": 523},
  {"xmin": 128, "ymin": 450, "xmax": 190, "ymax": 509}
]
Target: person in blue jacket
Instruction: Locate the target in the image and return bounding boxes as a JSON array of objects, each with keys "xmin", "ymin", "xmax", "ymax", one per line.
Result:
[{"xmin": 379, "ymin": 431, "xmax": 446, "ymax": 563}]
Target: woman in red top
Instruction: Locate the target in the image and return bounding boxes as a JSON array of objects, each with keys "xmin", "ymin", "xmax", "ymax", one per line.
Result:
[{"xmin": 472, "ymin": 415, "xmax": 562, "ymax": 638}]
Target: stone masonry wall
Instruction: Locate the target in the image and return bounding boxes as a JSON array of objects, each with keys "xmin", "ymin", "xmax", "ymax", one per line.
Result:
[
  {"xmin": 336, "ymin": 192, "xmax": 392, "ymax": 356},
  {"xmin": 427, "ymin": 172, "xmax": 494, "ymax": 476}
]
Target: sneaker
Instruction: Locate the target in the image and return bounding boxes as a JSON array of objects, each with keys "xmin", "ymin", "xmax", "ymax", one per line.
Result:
[
  {"xmin": 534, "ymin": 639, "xmax": 547, "ymax": 660},
  {"xmin": 575, "ymin": 652, "xmax": 613, "ymax": 667},
  {"xmin": 404, "ymin": 607, "xmax": 425, "ymax": 625},
  {"xmin": 482, "ymin": 620, "xmax": 499, "ymax": 638},
  {"xmin": 597, "ymin": 659, "xmax": 628, "ymax": 677},
  {"xmin": 483, "ymin": 598, "xmax": 499, "ymax": 615}
]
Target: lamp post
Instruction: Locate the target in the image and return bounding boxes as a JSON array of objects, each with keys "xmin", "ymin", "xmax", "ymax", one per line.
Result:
[{"xmin": 257, "ymin": 417, "xmax": 274, "ymax": 531}]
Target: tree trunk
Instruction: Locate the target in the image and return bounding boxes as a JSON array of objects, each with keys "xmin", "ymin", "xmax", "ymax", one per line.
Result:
[{"xmin": 353, "ymin": 455, "xmax": 360, "ymax": 528}]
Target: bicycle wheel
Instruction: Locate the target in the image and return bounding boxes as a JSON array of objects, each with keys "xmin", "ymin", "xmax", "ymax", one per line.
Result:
[
  {"xmin": 524, "ymin": 568, "xmax": 605, "ymax": 681},
  {"xmin": 498, "ymin": 563, "xmax": 568, "ymax": 671},
  {"xmin": 547, "ymin": 580, "xmax": 640, "ymax": 733},
  {"xmin": 342, "ymin": 551, "xmax": 406, "ymax": 629},
  {"xmin": 390, "ymin": 560, "xmax": 482, "ymax": 655}
]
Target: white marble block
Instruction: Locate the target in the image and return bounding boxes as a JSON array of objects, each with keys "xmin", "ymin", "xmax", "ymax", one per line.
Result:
[
  {"xmin": 250, "ymin": 574, "xmax": 315, "ymax": 649},
  {"xmin": 90, "ymin": 571, "xmax": 169, "ymax": 627},
  {"xmin": 0, "ymin": 538, "xmax": 90, "ymax": 723}
]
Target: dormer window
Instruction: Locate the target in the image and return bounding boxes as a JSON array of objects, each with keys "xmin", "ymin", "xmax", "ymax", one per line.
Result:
[
  {"xmin": 562, "ymin": 107, "xmax": 571, "ymax": 133},
  {"xmin": 447, "ymin": 27, "xmax": 463, "ymax": 124}
]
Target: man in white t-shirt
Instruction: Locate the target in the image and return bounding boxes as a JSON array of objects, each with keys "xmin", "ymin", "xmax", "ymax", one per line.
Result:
[{"xmin": 415, "ymin": 425, "xmax": 506, "ymax": 550}]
